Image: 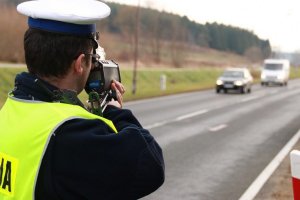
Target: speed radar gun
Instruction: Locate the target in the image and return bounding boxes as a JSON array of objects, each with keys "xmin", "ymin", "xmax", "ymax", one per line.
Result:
[
  {"xmin": 290, "ymin": 150, "xmax": 300, "ymax": 200},
  {"xmin": 85, "ymin": 46, "xmax": 121, "ymax": 116}
]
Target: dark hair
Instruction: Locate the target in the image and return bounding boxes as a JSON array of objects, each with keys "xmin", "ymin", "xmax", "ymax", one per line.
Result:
[{"xmin": 24, "ymin": 28, "xmax": 94, "ymax": 77}]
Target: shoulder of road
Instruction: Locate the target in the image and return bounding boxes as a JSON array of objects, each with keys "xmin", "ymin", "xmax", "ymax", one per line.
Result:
[{"xmin": 253, "ymin": 133, "xmax": 300, "ymax": 199}]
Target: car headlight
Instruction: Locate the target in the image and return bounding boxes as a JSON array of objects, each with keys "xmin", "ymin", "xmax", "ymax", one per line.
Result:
[
  {"xmin": 261, "ymin": 74, "xmax": 266, "ymax": 79},
  {"xmin": 234, "ymin": 80, "xmax": 243, "ymax": 86},
  {"xmin": 277, "ymin": 74, "xmax": 284, "ymax": 79},
  {"xmin": 216, "ymin": 80, "xmax": 223, "ymax": 85}
]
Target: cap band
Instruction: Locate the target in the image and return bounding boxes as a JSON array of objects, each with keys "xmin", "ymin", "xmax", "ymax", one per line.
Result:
[{"xmin": 28, "ymin": 17, "xmax": 96, "ymax": 35}]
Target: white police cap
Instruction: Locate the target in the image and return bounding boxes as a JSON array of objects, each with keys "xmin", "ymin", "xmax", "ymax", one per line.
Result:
[{"xmin": 17, "ymin": 0, "xmax": 111, "ymax": 36}]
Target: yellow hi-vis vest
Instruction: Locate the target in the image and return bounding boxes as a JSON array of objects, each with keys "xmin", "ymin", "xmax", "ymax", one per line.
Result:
[{"xmin": 0, "ymin": 96, "xmax": 117, "ymax": 200}]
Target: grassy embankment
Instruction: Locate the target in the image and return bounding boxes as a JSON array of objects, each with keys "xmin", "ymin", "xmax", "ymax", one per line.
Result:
[
  {"xmin": 0, "ymin": 66, "xmax": 224, "ymax": 107},
  {"xmin": 1, "ymin": 66, "xmax": 300, "ymax": 108}
]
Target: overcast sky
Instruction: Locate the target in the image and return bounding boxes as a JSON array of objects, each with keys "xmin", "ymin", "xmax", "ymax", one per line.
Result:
[{"xmin": 105, "ymin": 0, "xmax": 300, "ymax": 53}]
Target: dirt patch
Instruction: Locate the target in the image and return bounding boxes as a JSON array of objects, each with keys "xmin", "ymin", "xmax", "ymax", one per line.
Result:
[{"xmin": 253, "ymin": 141, "xmax": 300, "ymax": 200}]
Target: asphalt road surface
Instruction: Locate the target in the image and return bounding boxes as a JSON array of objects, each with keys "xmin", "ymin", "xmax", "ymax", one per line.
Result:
[{"xmin": 124, "ymin": 80, "xmax": 300, "ymax": 200}]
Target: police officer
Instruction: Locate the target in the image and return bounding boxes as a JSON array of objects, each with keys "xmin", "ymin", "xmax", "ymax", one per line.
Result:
[{"xmin": 0, "ymin": 0, "xmax": 165, "ymax": 199}]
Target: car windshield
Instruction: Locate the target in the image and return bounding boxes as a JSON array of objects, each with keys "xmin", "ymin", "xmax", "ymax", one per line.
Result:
[
  {"xmin": 222, "ymin": 70, "xmax": 244, "ymax": 78},
  {"xmin": 264, "ymin": 63, "xmax": 283, "ymax": 70}
]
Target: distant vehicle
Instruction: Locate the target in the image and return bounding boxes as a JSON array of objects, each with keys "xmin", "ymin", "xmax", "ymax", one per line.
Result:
[
  {"xmin": 261, "ymin": 59, "xmax": 290, "ymax": 86},
  {"xmin": 216, "ymin": 68, "xmax": 253, "ymax": 94}
]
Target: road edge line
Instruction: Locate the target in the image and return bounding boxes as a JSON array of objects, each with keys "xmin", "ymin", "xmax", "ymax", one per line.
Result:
[{"xmin": 238, "ymin": 129, "xmax": 300, "ymax": 200}]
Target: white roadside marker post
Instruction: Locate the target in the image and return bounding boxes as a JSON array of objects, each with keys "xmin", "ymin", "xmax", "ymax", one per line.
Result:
[{"xmin": 291, "ymin": 150, "xmax": 300, "ymax": 200}]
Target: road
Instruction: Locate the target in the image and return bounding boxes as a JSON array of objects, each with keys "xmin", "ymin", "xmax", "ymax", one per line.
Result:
[{"xmin": 124, "ymin": 80, "xmax": 300, "ymax": 200}]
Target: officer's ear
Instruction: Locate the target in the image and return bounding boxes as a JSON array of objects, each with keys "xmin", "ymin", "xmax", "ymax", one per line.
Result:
[{"xmin": 73, "ymin": 54, "xmax": 85, "ymax": 75}]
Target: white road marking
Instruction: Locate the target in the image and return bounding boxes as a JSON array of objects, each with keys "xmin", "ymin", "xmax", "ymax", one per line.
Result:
[
  {"xmin": 175, "ymin": 109, "xmax": 208, "ymax": 121},
  {"xmin": 144, "ymin": 121, "xmax": 169, "ymax": 129},
  {"xmin": 209, "ymin": 124, "xmax": 227, "ymax": 132},
  {"xmin": 268, "ymin": 90, "xmax": 279, "ymax": 94},
  {"xmin": 238, "ymin": 129, "xmax": 300, "ymax": 200},
  {"xmin": 241, "ymin": 95, "xmax": 260, "ymax": 102},
  {"xmin": 144, "ymin": 109, "xmax": 209, "ymax": 129}
]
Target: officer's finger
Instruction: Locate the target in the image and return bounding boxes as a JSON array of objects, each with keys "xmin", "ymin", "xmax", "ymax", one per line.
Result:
[{"xmin": 113, "ymin": 80, "xmax": 125, "ymax": 94}]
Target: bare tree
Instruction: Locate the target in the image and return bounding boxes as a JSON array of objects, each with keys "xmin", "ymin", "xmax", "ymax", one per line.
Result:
[
  {"xmin": 244, "ymin": 46, "xmax": 263, "ymax": 63},
  {"xmin": 170, "ymin": 18, "xmax": 187, "ymax": 67},
  {"xmin": 150, "ymin": 13, "xmax": 163, "ymax": 63},
  {"xmin": 132, "ymin": 0, "xmax": 140, "ymax": 94},
  {"xmin": 114, "ymin": 7, "xmax": 136, "ymax": 47}
]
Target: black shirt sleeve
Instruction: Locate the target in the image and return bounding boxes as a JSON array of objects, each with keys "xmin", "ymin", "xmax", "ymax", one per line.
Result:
[{"xmin": 36, "ymin": 106, "xmax": 165, "ymax": 200}]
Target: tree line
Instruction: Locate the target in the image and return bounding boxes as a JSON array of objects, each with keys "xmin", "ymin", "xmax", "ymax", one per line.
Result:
[
  {"xmin": 102, "ymin": 2, "xmax": 271, "ymax": 60},
  {"xmin": 1, "ymin": 0, "xmax": 271, "ymax": 65},
  {"xmin": 3, "ymin": 0, "xmax": 272, "ymax": 57}
]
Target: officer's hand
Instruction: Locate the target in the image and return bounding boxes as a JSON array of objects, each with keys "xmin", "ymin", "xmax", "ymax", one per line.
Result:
[{"xmin": 108, "ymin": 80, "xmax": 125, "ymax": 108}]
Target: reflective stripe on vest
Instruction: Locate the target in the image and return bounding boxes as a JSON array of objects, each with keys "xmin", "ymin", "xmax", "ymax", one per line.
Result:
[{"xmin": 0, "ymin": 96, "xmax": 117, "ymax": 199}]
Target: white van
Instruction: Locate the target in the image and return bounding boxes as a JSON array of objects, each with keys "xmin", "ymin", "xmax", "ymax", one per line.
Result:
[{"xmin": 261, "ymin": 59, "xmax": 290, "ymax": 86}]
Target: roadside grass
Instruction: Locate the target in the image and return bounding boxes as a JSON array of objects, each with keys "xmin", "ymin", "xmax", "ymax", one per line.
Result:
[
  {"xmin": 0, "ymin": 67, "xmax": 24, "ymax": 106},
  {"xmin": 117, "ymin": 68, "xmax": 224, "ymax": 101},
  {"xmin": 1, "ymin": 66, "xmax": 300, "ymax": 107},
  {"xmin": 1, "ymin": 67, "xmax": 224, "ymax": 107}
]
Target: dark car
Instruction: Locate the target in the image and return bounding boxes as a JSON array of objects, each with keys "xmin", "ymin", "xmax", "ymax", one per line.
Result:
[{"xmin": 216, "ymin": 68, "xmax": 253, "ymax": 94}]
